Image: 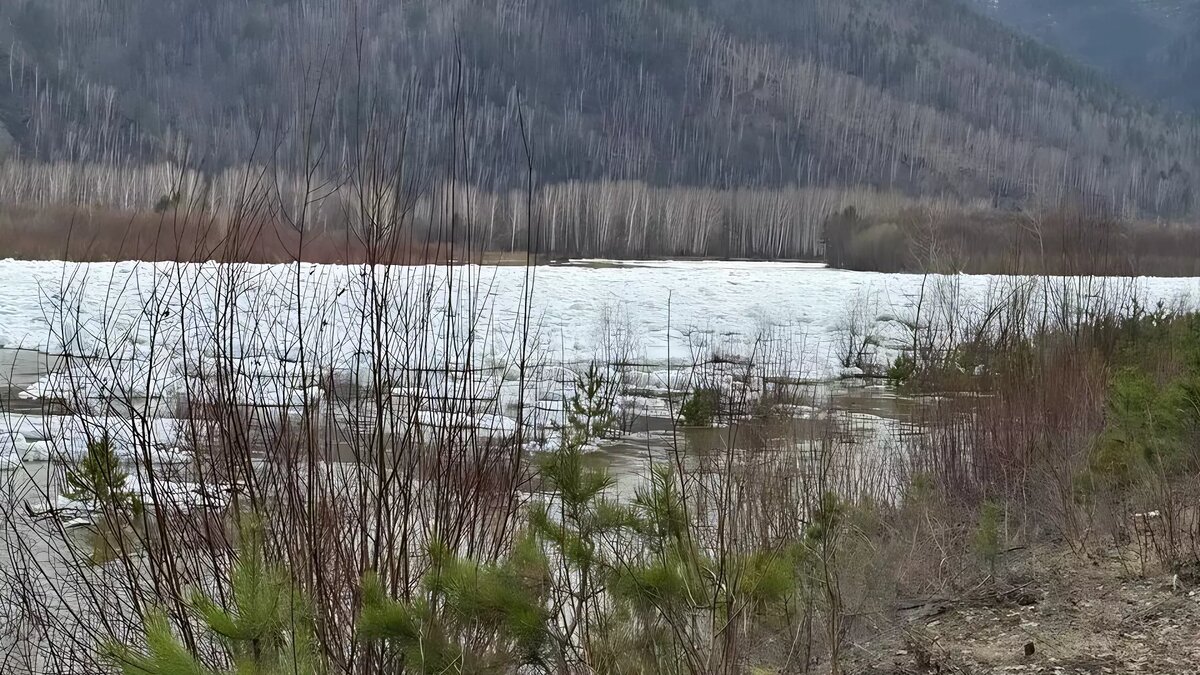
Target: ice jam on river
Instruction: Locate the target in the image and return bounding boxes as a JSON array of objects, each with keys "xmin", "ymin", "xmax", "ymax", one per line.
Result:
[{"xmin": 0, "ymin": 258, "xmax": 1196, "ymax": 475}]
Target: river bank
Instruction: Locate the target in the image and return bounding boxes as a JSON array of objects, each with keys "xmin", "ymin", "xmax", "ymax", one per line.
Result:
[{"xmin": 853, "ymin": 538, "xmax": 1200, "ymax": 674}]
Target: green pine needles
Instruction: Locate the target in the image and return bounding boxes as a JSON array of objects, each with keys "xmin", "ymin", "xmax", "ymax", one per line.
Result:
[
  {"xmin": 64, "ymin": 434, "xmax": 139, "ymax": 514},
  {"xmin": 358, "ymin": 532, "xmax": 553, "ymax": 672},
  {"xmin": 105, "ymin": 519, "xmax": 323, "ymax": 675},
  {"xmin": 561, "ymin": 363, "xmax": 617, "ymax": 447}
]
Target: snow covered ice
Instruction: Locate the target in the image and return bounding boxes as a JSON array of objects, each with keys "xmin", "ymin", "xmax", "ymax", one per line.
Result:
[{"xmin": 0, "ymin": 258, "xmax": 1196, "ymax": 418}]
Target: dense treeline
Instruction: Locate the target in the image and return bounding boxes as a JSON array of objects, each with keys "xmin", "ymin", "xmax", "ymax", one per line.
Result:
[
  {"xmin": 1, "ymin": 0, "xmax": 1199, "ymax": 231},
  {"xmin": 4, "ymin": 158, "xmax": 1197, "ymax": 269},
  {"xmin": 825, "ymin": 204, "xmax": 1200, "ymax": 275},
  {"xmin": 0, "ymin": 159, "xmax": 972, "ymax": 260}
]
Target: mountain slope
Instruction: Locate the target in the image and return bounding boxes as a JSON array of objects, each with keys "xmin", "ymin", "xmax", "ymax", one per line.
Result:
[
  {"xmin": 974, "ymin": 0, "xmax": 1200, "ymax": 111},
  {"xmin": 1, "ymin": 0, "xmax": 1199, "ymax": 220}
]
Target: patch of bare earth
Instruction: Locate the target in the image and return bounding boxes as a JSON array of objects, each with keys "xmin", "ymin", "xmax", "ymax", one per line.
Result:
[{"xmin": 850, "ymin": 544, "xmax": 1200, "ymax": 674}]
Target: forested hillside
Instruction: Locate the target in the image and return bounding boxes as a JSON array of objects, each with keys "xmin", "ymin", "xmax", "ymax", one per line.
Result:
[
  {"xmin": 1, "ymin": 0, "xmax": 1199, "ymax": 259},
  {"xmin": 976, "ymin": 0, "xmax": 1200, "ymax": 112}
]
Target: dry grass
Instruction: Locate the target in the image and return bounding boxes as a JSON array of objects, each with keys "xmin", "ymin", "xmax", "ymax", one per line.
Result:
[{"xmin": 0, "ymin": 204, "xmax": 469, "ymax": 264}]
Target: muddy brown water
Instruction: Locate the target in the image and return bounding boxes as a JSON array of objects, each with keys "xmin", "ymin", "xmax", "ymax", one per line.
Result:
[
  {"xmin": 0, "ymin": 347, "xmax": 921, "ymax": 484},
  {"xmin": 0, "ymin": 346, "xmax": 922, "ymax": 483},
  {"xmin": 0, "ymin": 348, "xmax": 62, "ymax": 413}
]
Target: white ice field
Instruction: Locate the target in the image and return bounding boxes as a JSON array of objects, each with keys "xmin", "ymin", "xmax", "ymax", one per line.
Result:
[{"xmin": 1, "ymin": 258, "xmax": 1199, "ymax": 473}]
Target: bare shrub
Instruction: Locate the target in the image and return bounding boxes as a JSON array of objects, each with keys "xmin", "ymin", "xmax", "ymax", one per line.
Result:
[{"xmin": 833, "ymin": 287, "xmax": 881, "ymax": 373}]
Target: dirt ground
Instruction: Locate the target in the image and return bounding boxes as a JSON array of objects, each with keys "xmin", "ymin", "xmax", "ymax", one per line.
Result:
[{"xmin": 848, "ymin": 543, "xmax": 1200, "ymax": 674}]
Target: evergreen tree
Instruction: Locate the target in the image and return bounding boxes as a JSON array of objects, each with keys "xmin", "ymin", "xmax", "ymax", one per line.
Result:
[
  {"xmin": 105, "ymin": 519, "xmax": 324, "ymax": 675},
  {"xmin": 64, "ymin": 434, "xmax": 138, "ymax": 513},
  {"xmin": 529, "ymin": 363, "xmax": 634, "ymax": 665},
  {"xmin": 592, "ymin": 464, "xmax": 799, "ymax": 673},
  {"xmin": 561, "ymin": 363, "xmax": 616, "ymax": 447},
  {"xmin": 357, "ymin": 532, "xmax": 553, "ymax": 673}
]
